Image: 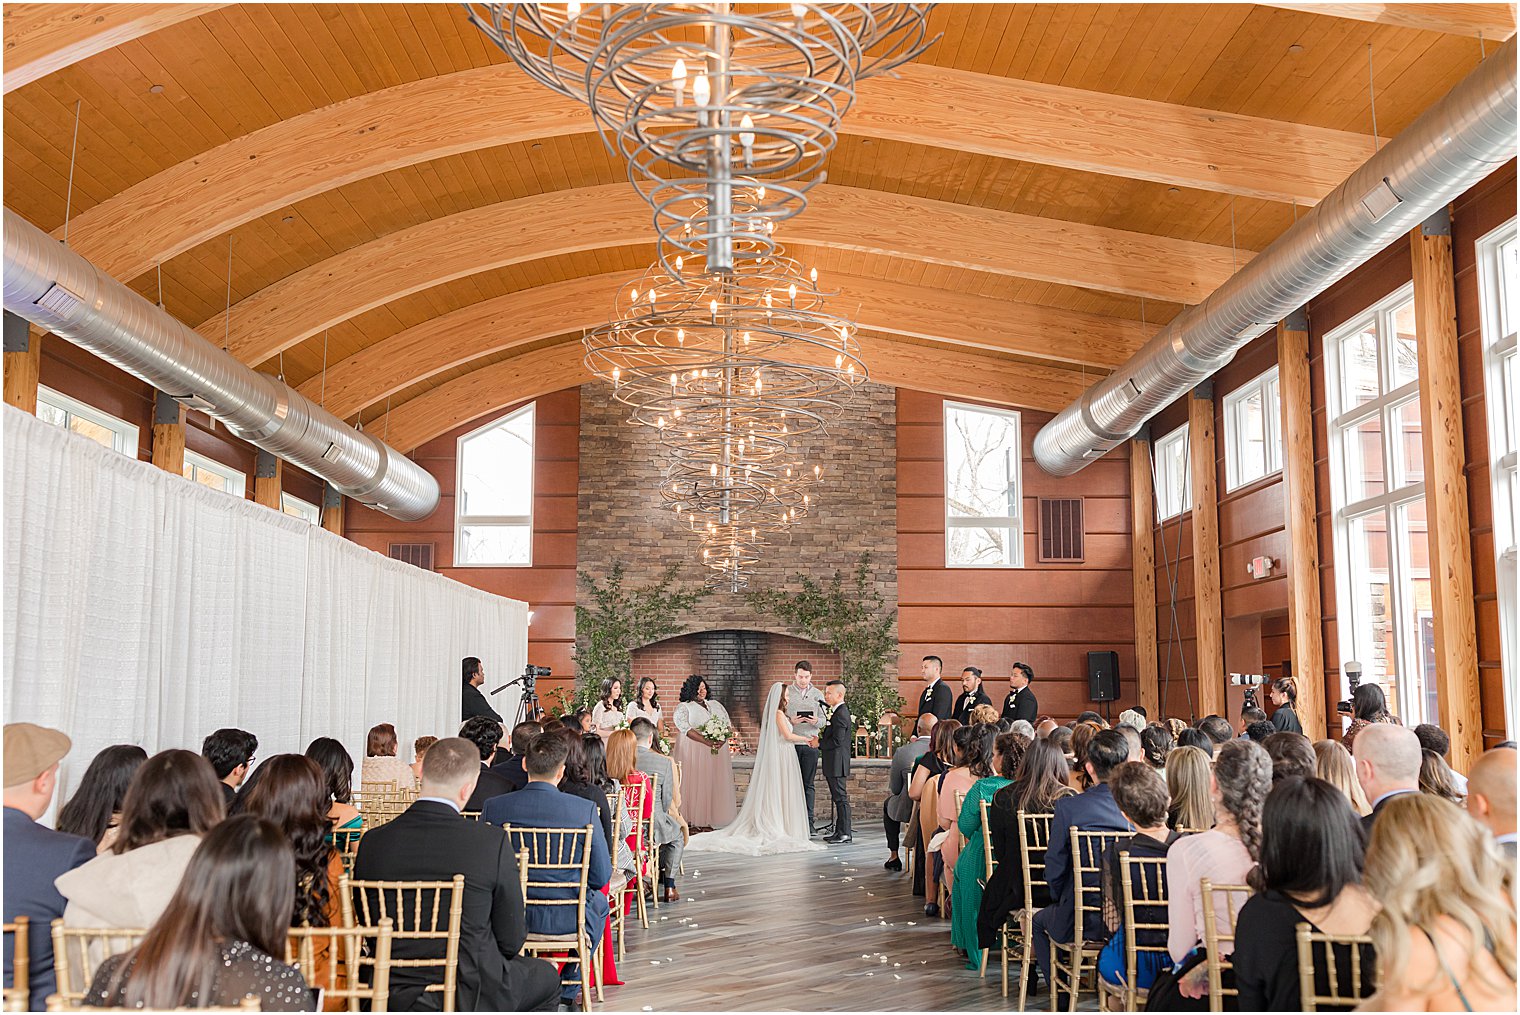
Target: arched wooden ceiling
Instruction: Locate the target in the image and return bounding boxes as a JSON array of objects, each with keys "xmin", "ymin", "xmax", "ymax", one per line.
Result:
[{"xmin": 4, "ymin": 2, "xmax": 1507, "ymax": 449}]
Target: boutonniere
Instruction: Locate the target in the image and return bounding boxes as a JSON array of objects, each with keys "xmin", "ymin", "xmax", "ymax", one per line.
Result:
[{"xmin": 821, "ymin": 702, "xmax": 837, "ymax": 725}]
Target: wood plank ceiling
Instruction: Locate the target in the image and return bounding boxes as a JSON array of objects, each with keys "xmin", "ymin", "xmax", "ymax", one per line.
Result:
[{"xmin": 3, "ymin": 2, "xmax": 1507, "ymax": 451}]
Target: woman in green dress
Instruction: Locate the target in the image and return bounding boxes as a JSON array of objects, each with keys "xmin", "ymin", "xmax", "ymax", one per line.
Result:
[{"xmin": 951, "ymin": 727, "xmax": 1015, "ymax": 967}]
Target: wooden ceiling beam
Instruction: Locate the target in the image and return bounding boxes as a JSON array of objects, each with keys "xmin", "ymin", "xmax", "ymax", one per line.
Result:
[
  {"xmin": 2, "ymin": 3, "xmax": 228, "ymax": 94},
  {"xmin": 375, "ymin": 334, "xmax": 1088, "ymax": 454},
  {"xmin": 49, "ymin": 63, "xmax": 1365, "ymax": 283},
  {"xmin": 1257, "ymin": 3, "xmax": 1515, "ymax": 40},
  {"xmin": 210, "ymin": 183, "xmax": 1223, "ymax": 364},
  {"xmin": 292, "ymin": 269, "xmax": 1147, "ymax": 420}
]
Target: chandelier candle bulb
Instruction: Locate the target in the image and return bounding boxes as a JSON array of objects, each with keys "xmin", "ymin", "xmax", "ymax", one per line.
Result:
[
  {"xmin": 672, "ymin": 58, "xmax": 687, "ymax": 107},
  {"xmin": 692, "ymin": 73, "xmax": 710, "ymax": 108}
]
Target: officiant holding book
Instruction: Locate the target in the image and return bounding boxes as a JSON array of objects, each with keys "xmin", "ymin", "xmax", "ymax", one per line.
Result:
[
  {"xmin": 672, "ymin": 675, "xmax": 737, "ymax": 832},
  {"xmin": 785, "ymin": 661, "xmax": 827, "ymax": 832}
]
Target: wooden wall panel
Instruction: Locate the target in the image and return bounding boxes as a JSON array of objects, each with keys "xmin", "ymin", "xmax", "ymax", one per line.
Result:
[{"xmin": 896, "ymin": 388, "xmax": 1135, "ymax": 721}]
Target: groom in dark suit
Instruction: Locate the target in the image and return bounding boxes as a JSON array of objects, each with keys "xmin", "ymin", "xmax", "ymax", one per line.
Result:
[{"xmin": 817, "ymin": 680, "xmax": 853, "ymax": 844}]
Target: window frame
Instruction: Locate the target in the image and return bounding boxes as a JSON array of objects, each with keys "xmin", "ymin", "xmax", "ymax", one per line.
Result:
[
  {"xmin": 35, "ymin": 385, "xmax": 139, "ymax": 457},
  {"xmin": 1153, "ymin": 424, "xmax": 1191, "ymax": 522},
  {"xmin": 1476, "ymin": 217, "xmax": 1518, "ymax": 737},
  {"xmin": 281, "ymin": 493, "xmax": 321, "ymax": 524},
  {"xmin": 942, "ymin": 399, "xmax": 1024, "ymax": 569},
  {"xmin": 1222, "ymin": 366, "xmax": 1283, "ymax": 491},
  {"xmin": 1323, "ymin": 282, "xmax": 1430, "ymax": 723},
  {"xmin": 182, "ymin": 449, "xmax": 247, "ymax": 499},
  {"xmin": 453, "ymin": 402, "xmax": 536, "ymax": 568}
]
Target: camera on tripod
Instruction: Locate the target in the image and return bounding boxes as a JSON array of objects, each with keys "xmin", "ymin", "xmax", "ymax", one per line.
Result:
[
  {"xmin": 1336, "ymin": 661, "xmax": 1362, "ymax": 716},
  {"xmin": 1229, "ymin": 672, "xmax": 1267, "ymax": 711}
]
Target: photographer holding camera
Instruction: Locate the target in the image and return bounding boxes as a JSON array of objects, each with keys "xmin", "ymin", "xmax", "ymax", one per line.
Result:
[{"xmin": 1267, "ymin": 676, "xmax": 1303, "ymax": 734}]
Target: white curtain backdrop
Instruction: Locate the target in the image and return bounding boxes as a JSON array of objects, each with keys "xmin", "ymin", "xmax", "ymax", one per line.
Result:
[{"xmin": 3, "ymin": 406, "xmax": 527, "ymax": 799}]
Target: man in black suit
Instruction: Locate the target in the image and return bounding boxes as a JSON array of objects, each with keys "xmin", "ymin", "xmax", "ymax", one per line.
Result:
[
  {"xmin": 490, "ymin": 720, "xmax": 542, "ymax": 791},
  {"xmin": 951, "ymin": 666, "xmax": 992, "ymax": 724},
  {"xmin": 353, "ymin": 737, "xmax": 560, "ymax": 1012},
  {"xmin": 1031, "ymin": 728, "xmax": 1132, "ymax": 990},
  {"xmin": 4, "ymin": 724, "xmax": 95, "ymax": 1011},
  {"xmin": 1001, "ymin": 661, "xmax": 1039, "ymax": 725},
  {"xmin": 459, "ymin": 716, "xmax": 515, "ymax": 811},
  {"xmin": 817, "ymin": 680, "xmax": 854, "ymax": 843},
  {"xmin": 462, "ymin": 656, "xmax": 503, "ymax": 724},
  {"xmin": 917, "ymin": 655, "xmax": 953, "ymax": 721},
  {"xmin": 201, "ymin": 727, "xmax": 257, "ymax": 811},
  {"xmin": 1351, "ymin": 722, "xmax": 1421, "ymax": 835}
]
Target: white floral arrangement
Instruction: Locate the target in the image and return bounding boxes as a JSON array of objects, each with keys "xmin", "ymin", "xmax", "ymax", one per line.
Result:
[{"xmin": 699, "ymin": 715, "xmax": 735, "ymax": 754}]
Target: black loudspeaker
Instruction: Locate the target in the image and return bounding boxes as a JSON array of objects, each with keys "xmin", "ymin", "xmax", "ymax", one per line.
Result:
[{"xmin": 1088, "ymin": 651, "xmax": 1120, "ymax": 702}]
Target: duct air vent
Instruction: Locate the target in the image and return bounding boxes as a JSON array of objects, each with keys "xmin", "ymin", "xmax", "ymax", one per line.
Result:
[
  {"xmin": 175, "ymin": 394, "xmax": 216, "ymax": 412},
  {"xmin": 322, "ymin": 443, "xmax": 343, "ymax": 462},
  {"xmin": 35, "ymin": 283, "xmax": 84, "ymax": 317},
  {"xmin": 1038, "ymin": 497, "xmax": 1085, "ymax": 563},
  {"xmin": 1360, "ymin": 177, "xmax": 1403, "ymax": 221},
  {"xmin": 388, "ymin": 542, "xmax": 435, "ymax": 571}
]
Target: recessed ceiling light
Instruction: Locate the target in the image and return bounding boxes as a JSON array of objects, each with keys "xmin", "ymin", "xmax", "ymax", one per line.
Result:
[
  {"xmin": 148, "ymin": 84, "xmax": 165, "ymax": 94},
  {"xmin": 530, "ymin": 142, "xmax": 543, "ymax": 149},
  {"xmin": 1288, "ymin": 43, "xmax": 1304, "ymax": 53},
  {"xmin": 281, "ymin": 215, "xmax": 295, "ymax": 224},
  {"xmin": 1167, "ymin": 187, "xmax": 1180, "ymax": 195},
  {"xmin": 861, "ymin": 139, "xmax": 873, "ymax": 146}
]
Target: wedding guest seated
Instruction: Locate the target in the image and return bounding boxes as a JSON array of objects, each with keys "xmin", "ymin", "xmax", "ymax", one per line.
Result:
[
  {"xmin": 1420, "ymin": 749, "xmax": 1466, "ymax": 804},
  {"xmin": 1047, "ymin": 725, "xmax": 1074, "ymax": 763},
  {"xmin": 1365, "ymin": 794, "xmax": 1517, "ymax": 1010},
  {"xmin": 57, "ymin": 749, "xmax": 224, "ymax": 931},
  {"xmin": 606, "ymin": 729, "xmax": 653, "ymax": 882},
  {"xmin": 411, "ymin": 735, "xmax": 438, "ymax": 784},
  {"xmin": 356, "ymin": 738, "xmax": 560, "ymax": 1011},
  {"xmin": 548, "ymin": 727, "xmax": 612, "ymax": 850},
  {"xmin": 1198, "ymin": 715, "xmax": 1234, "ymax": 748},
  {"xmin": 494, "ymin": 721, "xmax": 544, "ymax": 790},
  {"xmin": 482, "ymin": 735, "xmax": 610, "ymax": 1010},
  {"xmin": 1233, "ymin": 777, "xmax": 1376, "ymax": 1010},
  {"xmin": 909, "ymin": 719, "xmax": 960, "ymax": 909},
  {"xmin": 3, "ymin": 723, "xmax": 95, "ymax": 1011},
  {"xmin": 1414, "ymin": 724, "xmax": 1468, "ymax": 794},
  {"xmin": 1353, "ymin": 723, "xmax": 1422, "ymax": 833},
  {"xmin": 1117, "ymin": 709, "xmax": 1146, "ymax": 735},
  {"xmin": 1151, "ymin": 739, "xmax": 1270, "ymax": 1010},
  {"xmin": 1008, "ymin": 719, "xmax": 1035, "ymax": 740},
  {"xmin": 952, "ymin": 730, "xmax": 1017, "ymax": 968},
  {"xmin": 1166, "ymin": 745, "xmax": 1214, "ymax": 832},
  {"xmin": 1176, "ymin": 727, "xmax": 1214, "ymax": 757},
  {"xmin": 1035, "ymin": 718, "xmax": 1060, "ymax": 739},
  {"xmin": 968, "ymin": 703, "xmax": 1001, "ymax": 728},
  {"xmin": 304, "ymin": 738, "xmax": 361, "ymax": 834},
  {"xmin": 1164, "ymin": 717, "xmax": 1190, "ymax": 742},
  {"xmin": 937, "ymin": 726, "xmax": 985, "ymax": 894},
  {"xmin": 55, "ymin": 744, "xmax": 147, "ymax": 853},
  {"xmin": 1069, "ymin": 722, "xmax": 1101, "ymax": 791},
  {"xmin": 1239, "ymin": 706, "xmax": 1269, "ymax": 737},
  {"xmin": 1314, "ymin": 739, "xmax": 1372, "ymax": 816},
  {"xmin": 1244, "ymin": 720, "xmax": 1275, "ymax": 744},
  {"xmin": 1076, "ymin": 711, "xmax": 1106, "ymax": 727},
  {"xmin": 1117, "ymin": 723, "xmax": 1144, "ymax": 761},
  {"xmin": 201, "ymin": 727, "xmax": 258, "ymax": 810},
  {"xmin": 582, "ymin": 735, "xmax": 634, "ymax": 878},
  {"xmin": 86, "ymin": 816, "xmax": 315, "ymax": 1011},
  {"xmin": 361, "ymin": 723, "xmax": 415, "ymax": 789},
  {"xmin": 1096, "ymin": 762, "xmax": 1177, "ymax": 994},
  {"xmin": 1466, "ymin": 747, "xmax": 1517, "ymax": 858},
  {"xmin": 459, "ymin": 716, "xmax": 515, "ymax": 811},
  {"xmin": 1032, "ymin": 729, "xmax": 1132, "ymax": 992},
  {"xmin": 1139, "ymin": 724, "xmax": 1172, "ymax": 775},
  {"xmin": 883, "ymin": 713, "xmax": 935, "ymax": 872},
  {"xmin": 1263, "ymin": 732, "xmax": 1316, "ymax": 783},
  {"xmin": 630, "ymin": 718, "xmax": 685, "ymax": 903}
]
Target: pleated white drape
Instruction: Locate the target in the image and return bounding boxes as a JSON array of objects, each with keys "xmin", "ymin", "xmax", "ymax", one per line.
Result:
[{"xmin": 3, "ymin": 406, "xmax": 527, "ymax": 799}]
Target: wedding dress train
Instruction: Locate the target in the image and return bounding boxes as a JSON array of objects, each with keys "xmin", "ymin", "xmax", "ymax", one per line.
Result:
[{"xmin": 684, "ymin": 683, "xmax": 824, "ymax": 856}]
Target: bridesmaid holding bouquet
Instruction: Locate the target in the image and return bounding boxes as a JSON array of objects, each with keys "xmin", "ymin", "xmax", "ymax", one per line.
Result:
[{"xmin": 672, "ymin": 675, "xmax": 738, "ymax": 832}]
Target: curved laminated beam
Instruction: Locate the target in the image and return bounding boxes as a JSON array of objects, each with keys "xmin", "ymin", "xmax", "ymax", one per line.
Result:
[
  {"xmin": 2, "ymin": 3, "xmax": 227, "ymax": 93},
  {"xmin": 293, "ymin": 270, "xmax": 1148, "ymax": 419},
  {"xmin": 375, "ymin": 333, "xmax": 1090, "ymax": 454},
  {"xmin": 54, "ymin": 62, "xmax": 1367, "ymax": 283},
  {"xmin": 211, "ymin": 183, "xmax": 1235, "ymax": 363}
]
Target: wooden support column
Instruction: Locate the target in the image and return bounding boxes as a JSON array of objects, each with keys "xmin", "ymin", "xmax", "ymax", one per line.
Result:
[
  {"xmin": 1278, "ymin": 310, "xmax": 1327, "ymax": 738},
  {"xmin": 320, "ymin": 482, "xmax": 344, "ymax": 536},
  {"xmin": 150, "ymin": 389, "xmax": 186, "ymax": 475},
  {"xmin": 253, "ymin": 450, "xmax": 282, "ymax": 509},
  {"xmin": 1190, "ymin": 384, "xmax": 1225, "ymax": 718},
  {"xmin": 3, "ymin": 312, "xmax": 42, "ymax": 414},
  {"xmin": 1411, "ymin": 207, "xmax": 1482, "ymax": 771},
  {"xmin": 1130, "ymin": 432, "xmax": 1160, "ymax": 716}
]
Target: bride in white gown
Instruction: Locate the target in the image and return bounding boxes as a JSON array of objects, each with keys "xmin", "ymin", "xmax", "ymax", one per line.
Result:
[{"xmin": 685, "ymin": 682, "xmax": 824, "ymax": 856}]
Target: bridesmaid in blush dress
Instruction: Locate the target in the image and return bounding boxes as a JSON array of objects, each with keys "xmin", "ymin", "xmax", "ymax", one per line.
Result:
[{"xmin": 671, "ymin": 675, "xmax": 738, "ymax": 831}]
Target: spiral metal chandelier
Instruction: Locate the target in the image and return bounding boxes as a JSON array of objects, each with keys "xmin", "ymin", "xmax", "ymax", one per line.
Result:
[{"xmin": 467, "ymin": 2, "xmax": 938, "ymax": 588}]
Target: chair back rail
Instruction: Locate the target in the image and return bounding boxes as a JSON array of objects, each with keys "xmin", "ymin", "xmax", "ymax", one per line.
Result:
[
  {"xmin": 504, "ymin": 825, "xmax": 597, "ymax": 1013},
  {"xmin": 286, "ymin": 920, "xmax": 394, "ymax": 1013},
  {"xmin": 1295, "ymin": 923, "xmax": 1375, "ymax": 1012},
  {"xmin": 1115, "ymin": 852, "xmax": 1170, "ymax": 1012},
  {"xmin": 340, "ymin": 874, "xmax": 464, "ymax": 1012},
  {"xmin": 3, "ymin": 916, "xmax": 29, "ymax": 1012},
  {"xmin": 1200, "ymin": 880, "xmax": 1253, "ymax": 1014},
  {"xmin": 48, "ymin": 923, "xmax": 147, "ymax": 1009}
]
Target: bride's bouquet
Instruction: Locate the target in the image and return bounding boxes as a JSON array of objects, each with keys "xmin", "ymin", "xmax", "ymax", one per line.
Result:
[{"xmin": 699, "ymin": 715, "xmax": 734, "ymax": 754}]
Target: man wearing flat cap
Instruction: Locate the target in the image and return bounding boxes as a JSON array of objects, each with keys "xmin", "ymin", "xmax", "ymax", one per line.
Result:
[{"xmin": 4, "ymin": 723, "xmax": 95, "ymax": 1010}]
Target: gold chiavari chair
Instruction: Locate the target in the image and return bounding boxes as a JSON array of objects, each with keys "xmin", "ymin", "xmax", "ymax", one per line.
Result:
[
  {"xmin": 503, "ymin": 824, "xmax": 599, "ymax": 1013},
  {"xmin": 49, "ymin": 924, "xmax": 146, "ymax": 1010},
  {"xmin": 1048, "ymin": 829, "xmax": 1130, "ymax": 1013},
  {"xmin": 286, "ymin": 920, "xmax": 393, "ymax": 1013},
  {"xmin": 919, "ymin": 775, "xmax": 943, "ymax": 917},
  {"xmin": 341, "ymin": 874, "xmax": 464, "ymax": 1012},
  {"xmin": 461, "ymin": 811, "xmax": 482, "ymax": 822},
  {"xmin": 1201, "ymin": 880, "xmax": 1253, "ymax": 1014},
  {"xmin": 619, "ymin": 778, "xmax": 650, "ymax": 937},
  {"xmin": 333, "ymin": 827, "xmax": 366, "ymax": 877},
  {"xmin": 1295, "ymin": 923, "xmax": 1375, "ymax": 1011},
  {"xmin": 44, "ymin": 997, "xmax": 259, "ymax": 1012},
  {"xmin": 1003, "ymin": 811, "xmax": 1054, "ymax": 1006},
  {"xmin": 359, "ymin": 783, "xmax": 416, "ymax": 831},
  {"xmin": 606, "ymin": 799, "xmax": 630, "ymax": 964},
  {"xmin": 635, "ymin": 773, "xmax": 661, "ymax": 910},
  {"xmin": 977, "ymin": 797, "xmax": 996, "ymax": 977},
  {"xmin": 1097, "ymin": 853, "xmax": 1170, "ymax": 1013},
  {"xmin": 4, "ymin": 916, "xmax": 29, "ymax": 1012}
]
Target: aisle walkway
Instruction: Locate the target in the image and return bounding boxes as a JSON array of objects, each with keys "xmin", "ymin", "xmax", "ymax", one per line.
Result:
[{"xmin": 610, "ymin": 829, "xmax": 1073, "ymax": 1012}]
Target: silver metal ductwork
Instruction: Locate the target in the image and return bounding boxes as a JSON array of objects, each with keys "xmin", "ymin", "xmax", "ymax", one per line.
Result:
[
  {"xmin": 2, "ymin": 208, "xmax": 440, "ymax": 521},
  {"xmin": 1034, "ymin": 37, "xmax": 1518, "ymax": 476}
]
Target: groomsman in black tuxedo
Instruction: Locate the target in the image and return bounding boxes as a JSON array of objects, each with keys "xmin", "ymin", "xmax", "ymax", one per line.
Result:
[
  {"xmin": 1001, "ymin": 661, "xmax": 1039, "ymax": 724},
  {"xmin": 818, "ymin": 680, "xmax": 854, "ymax": 844},
  {"xmin": 952, "ymin": 666, "xmax": 993, "ymax": 724},
  {"xmin": 917, "ymin": 656, "xmax": 953, "ymax": 721}
]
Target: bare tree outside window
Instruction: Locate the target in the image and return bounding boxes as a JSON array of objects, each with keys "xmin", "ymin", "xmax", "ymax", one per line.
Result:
[{"xmin": 944, "ymin": 401, "xmax": 1022, "ymax": 567}]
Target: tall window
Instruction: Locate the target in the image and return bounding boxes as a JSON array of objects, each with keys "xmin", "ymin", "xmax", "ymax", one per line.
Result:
[
  {"xmin": 35, "ymin": 386, "xmax": 139, "ymax": 456},
  {"xmin": 1153, "ymin": 424, "xmax": 1191, "ymax": 521},
  {"xmin": 281, "ymin": 493, "xmax": 321, "ymax": 524},
  {"xmin": 1325, "ymin": 283, "xmax": 1431, "ymax": 722},
  {"xmin": 182, "ymin": 450, "xmax": 247, "ymax": 498},
  {"xmin": 455, "ymin": 403, "xmax": 534, "ymax": 566},
  {"xmin": 944, "ymin": 401, "xmax": 1022, "ymax": 567},
  {"xmin": 1477, "ymin": 218, "xmax": 1518, "ymax": 735},
  {"xmin": 1223, "ymin": 367, "xmax": 1283, "ymax": 490}
]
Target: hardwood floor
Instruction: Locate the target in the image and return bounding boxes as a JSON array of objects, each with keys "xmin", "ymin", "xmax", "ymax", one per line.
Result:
[{"xmin": 609, "ymin": 828, "xmax": 1086, "ymax": 1012}]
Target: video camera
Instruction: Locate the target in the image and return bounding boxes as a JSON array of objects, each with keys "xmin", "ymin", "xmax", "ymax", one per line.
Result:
[
  {"xmin": 1229, "ymin": 672, "xmax": 1267, "ymax": 711},
  {"xmin": 1336, "ymin": 661, "xmax": 1362, "ymax": 716}
]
